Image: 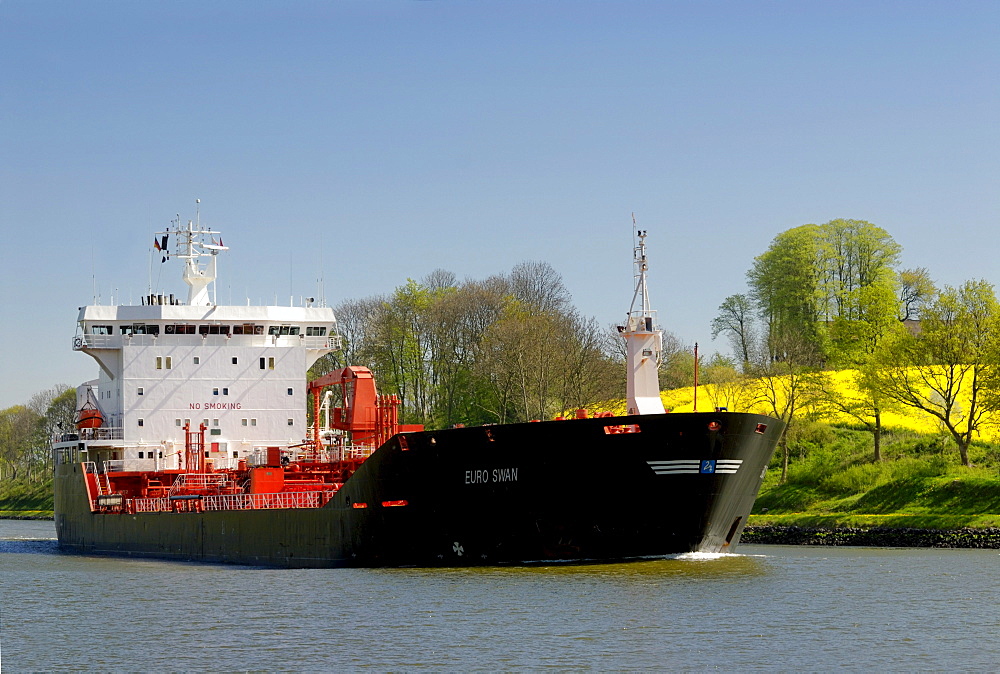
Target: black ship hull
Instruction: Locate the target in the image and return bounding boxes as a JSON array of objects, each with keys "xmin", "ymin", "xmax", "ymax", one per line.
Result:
[{"xmin": 54, "ymin": 412, "xmax": 783, "ymax": 567}]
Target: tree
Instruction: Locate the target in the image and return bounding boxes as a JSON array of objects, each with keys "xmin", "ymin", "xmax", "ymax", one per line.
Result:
[
  {"xmin": 703, "ymin": 354, "xmax": 760, "ymax": 413},
  {"xmin": 748, "ymin": 224, "xmax": 823, "ymax": 360},
  {"xmin": 311, "ymin": 263, "xmax": 623, "ymax": 430},
  {"xmin": 506, "ymin": 260, "xmax": 571, "ymax": 315},
  {"xmin": 867, "ymin": 280, "xmax": 1000, "ymax": 466},
  {"xmin": 817, "ymin": 219, "xmax": 901, "ymax": 322},
  {"xmin": 813, "ymin": 370, "xmax": 898, "ymax": 462},
  {"xmin": 749, "ymin": 327, "xmax": 825, "ymax": 482},
  {"xmin": 29, "ymin": 387, "xmax": 76, "ymax": 480},
  {"xmin": 748, "ymin": 220, "xmax": 903, "ymax": 364},
  {"xmin": 897, "ymin": 267, "xmax": 936, "ymax": 321},
  {"xmin": 711, "ymin": 293, "xmax": 758, "ymax": 368},
  {"xmin": 0, "ymin": 405, "xmax": 40, "ymax": 481}
]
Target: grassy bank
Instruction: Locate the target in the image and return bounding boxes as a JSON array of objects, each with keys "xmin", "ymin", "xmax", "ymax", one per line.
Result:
[
  {"xmin": 0, "ymin": 477, "xmax": 54, "ymax": 519},
  {"xmin": 749, "ymin": 423, "xmax": 1000, "ymax": 530}
]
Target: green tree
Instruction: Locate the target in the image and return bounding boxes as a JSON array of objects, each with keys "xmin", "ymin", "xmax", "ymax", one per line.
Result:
[
  {"xmin": 748, "ymin": 224, "xmax": 823, "ymax": 360},
  {"xmin": 868, "ymin": 280, "xmax": 1000, "ymax": 466},
  {"xmin": 0, "ymin": 405, "xmax": 40, "ymax": 481},
  {"xmin": 817, "ymin": 219, "xmax": 901, "ymax": 322},
  {"xmin": 29, "ymin": 387, "xmax": 76, "ymax": 480},
  {"xmin": 749, "ymin": 219, "xmax": 903, "ymax": 365}
]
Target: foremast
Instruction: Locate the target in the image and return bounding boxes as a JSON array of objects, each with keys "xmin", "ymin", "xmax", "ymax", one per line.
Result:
[{"xmin": 622, "ymin": 227, "xmax": 665, "ymax": 415}]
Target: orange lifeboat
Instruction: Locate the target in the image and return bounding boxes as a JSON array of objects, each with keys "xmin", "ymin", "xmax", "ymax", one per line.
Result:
[{"xmin": 75, "ymin": 403, "xmax": 104, "ymax": 429}]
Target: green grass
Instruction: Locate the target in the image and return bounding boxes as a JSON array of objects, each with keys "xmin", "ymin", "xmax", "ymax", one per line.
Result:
[
  {"xmin": 0, "ymin": 477, "xmax": 54, "ymax": 519},
  {"xmin": 750, "ymin": 423, "xmax": 1000, "ymax": 529}
]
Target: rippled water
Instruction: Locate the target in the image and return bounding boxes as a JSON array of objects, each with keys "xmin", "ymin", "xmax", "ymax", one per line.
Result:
[{"xmin": 1, "ymin": 519, "xmax": 998, "ymax": 671}]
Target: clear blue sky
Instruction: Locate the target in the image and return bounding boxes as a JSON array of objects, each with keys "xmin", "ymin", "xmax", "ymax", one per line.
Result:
[{"xmin": 2, "ymin": 0, "xmax": 998, "ymax": 408}]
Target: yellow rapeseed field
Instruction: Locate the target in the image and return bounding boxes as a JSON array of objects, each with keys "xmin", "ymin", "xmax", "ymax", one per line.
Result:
[{"xmin": 590, "ymin": 368, "xmax": 1000, "ymax": 441}]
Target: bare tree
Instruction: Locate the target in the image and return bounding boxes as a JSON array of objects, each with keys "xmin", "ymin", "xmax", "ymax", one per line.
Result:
[
  {"xmin": 749, "ymin": 327, "xmax": 825, "ymax": 482},
  {"xmin": 711, "ymin": 294, "xmax": 758, "ymax": 368},
  {"xmin": 897, "ymin": 267, "xmax": 936, "ymax": 322}
]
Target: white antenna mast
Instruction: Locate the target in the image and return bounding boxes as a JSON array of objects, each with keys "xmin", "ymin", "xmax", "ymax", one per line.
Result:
[
  {"xmin": 154, "ymin": 199, "xmax": 229, "ymax": 306},
  {"xmin": 621, "ymin": 216, "xmax": 665, "ymax": 415}
]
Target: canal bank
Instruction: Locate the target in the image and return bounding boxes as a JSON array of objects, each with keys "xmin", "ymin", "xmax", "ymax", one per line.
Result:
[{"xmin": 743, "ymin": 525, "xmax": 1000, "ymax": 548}]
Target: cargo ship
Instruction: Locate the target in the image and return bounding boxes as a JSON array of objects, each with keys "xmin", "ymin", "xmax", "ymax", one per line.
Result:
[{"xmin": 52, "ymin": 212, "xmax": 783, "ymax": 567}]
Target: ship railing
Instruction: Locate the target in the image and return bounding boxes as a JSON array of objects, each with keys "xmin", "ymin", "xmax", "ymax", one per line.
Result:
[
  {"xmin": 90, "ymin": 334, "xmax": 342, "ymax": 350},
  {"xmin": 202, "ymin": 491, "xmax": 337, "ymax": 510},
  {"xmin": 125, "ymin": 489, "xmax": 338, "ymax": 513},
  {"xmin": 77, "ymin": 426, "xmax": 124, "ymax": 441},
  {"xmin": 77, "ymin": 334, "xmax": 115, "ymax": 349},
  {"xmin": 342, "ymin": 445, "xmax": 375, "ymax": 460},
  {"xmin": 132, "ymin": 497, "xmax": 171, "ymax": 513},
  {"xmin": 103, "ymin": 460, "xmax": 125, "ymax": 473},
  {"xmin": 79, "ymin": 461, "xmax": 108, "ymax": 503},
  {"xmin": 76, "ymin": 333, "xmax": 342, "ymax": 350},
  {"xmin": 169, "ymin": 472, "xmax": 233, "ymax": 494},
  {"xmin": 293, "ymin": 445, "xmax": 373, "ymax": 463}
]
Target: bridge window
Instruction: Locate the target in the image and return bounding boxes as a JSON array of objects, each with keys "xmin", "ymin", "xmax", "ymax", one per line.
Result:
[
  {"xmin": 306, "ymin": 326, "xmax": 327, "ymax": 336},
  {"xmin": 89, "ymin": 325, "xmax": 114, "ymax": 335},
  {"xmin": 121, "ymin": 324, "xmax": 160, "ymax": 335}
]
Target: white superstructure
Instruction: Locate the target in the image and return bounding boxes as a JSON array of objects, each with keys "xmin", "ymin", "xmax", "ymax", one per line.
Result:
[
  {"xmin": 622, "ymin": 228, "xmax": 666, "ymax": 415},
  {"xmin": 58, "ymin": 211, "xmax": 340, "ymax": 471}
]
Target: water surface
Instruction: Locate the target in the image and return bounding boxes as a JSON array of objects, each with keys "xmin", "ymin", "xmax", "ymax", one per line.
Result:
[{"xmin": 1, "ymin": 519, "xmax": 997, "ymax": 671}]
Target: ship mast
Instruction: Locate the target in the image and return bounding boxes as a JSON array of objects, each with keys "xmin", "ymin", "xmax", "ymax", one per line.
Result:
[
  {"xmin": 156, "ymin": 200, "xmax": 229, "ymax": 306},
  {"xmin": 622, "ymin": 224, "xmax": 665, "ymax": 415}
]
